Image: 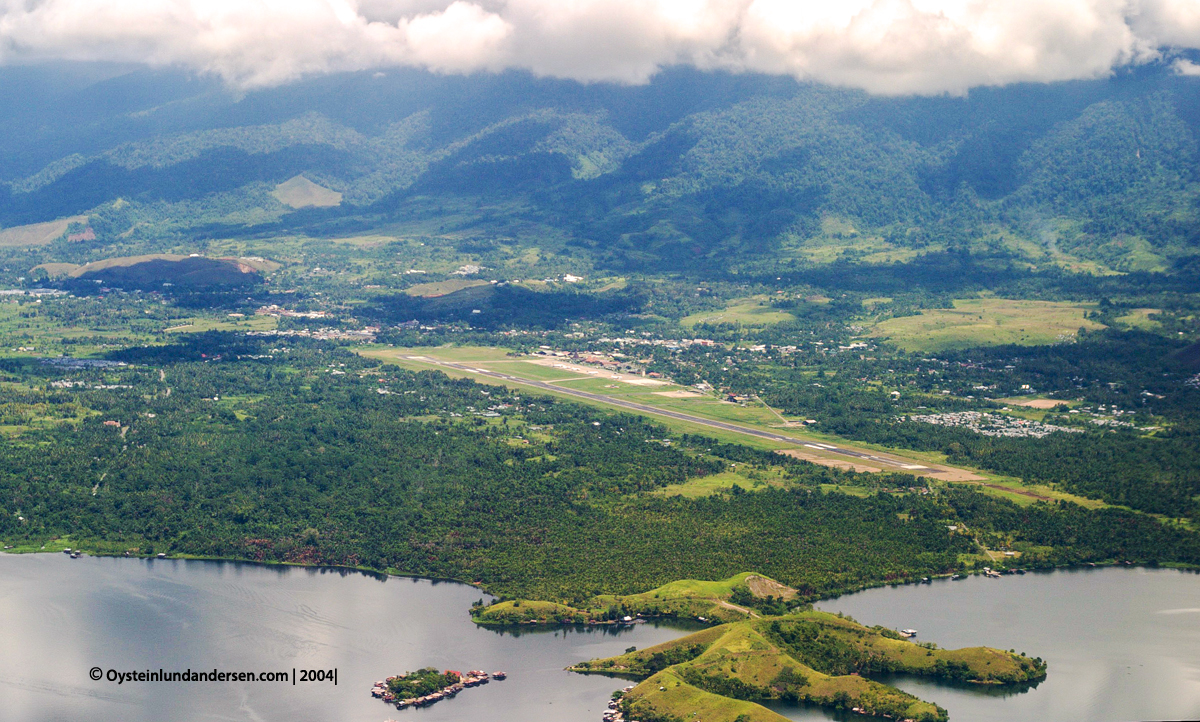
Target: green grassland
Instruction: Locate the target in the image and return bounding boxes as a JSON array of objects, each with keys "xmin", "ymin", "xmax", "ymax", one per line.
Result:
[
  {"xmin": 1114, "ymin": 307, "xmax": 1162, "ymax": 330},
  {"xmin": 403, "ymin": 279, "xmax": 490, "ymax": 297},
  {"xmin": 270, "ymin": 175, "xmax": 342, "ymax": 209},
  {"xmin": 0, "ymin": 300, "xmax": 161, "ymax": 357},
  {"xmin": 654, "ymin": 468, "xmax": 792, "ymax": 498},
  {"xmin": 473, "ymin": 572, "xmax": 795, "ymax": 625},
  {"xmin": 871, "ymin": 298, "xmax": 1105, "ymax": 352},
  {"xmin": 574, "ymin": 609, "xmax": 1045, "ymax": 722},
  {"xmin": 482, "ymin": 360, "xmax": 589, "ymax": 381},
  {"xmin": 681, "ymin": 296, "xmax": 796, "ymax": 328},
  {"xmin": 164, "ymin": 314, "xmax": 277, "ymax": 333},
  {"xmin": 0, "ymin": 216, "xmax": 86, "ymax": 247}
]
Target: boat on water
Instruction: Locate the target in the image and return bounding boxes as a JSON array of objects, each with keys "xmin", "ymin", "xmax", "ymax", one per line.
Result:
[
  {"xmin": 492, "ymin": 671, "xmax": 507, "ymax": 680},
  {"xmin": 899, "ymin": 628, "xmax": 918, "ymax": 638}
]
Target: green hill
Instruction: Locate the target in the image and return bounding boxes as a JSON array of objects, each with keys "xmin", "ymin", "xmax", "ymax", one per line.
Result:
[
  {"xmin": 572, "ymin": 610, "xmax": 1046, "ymax": 722},
  {"xmin": 66, "ymin": 254, "xmax": 263, "ymax": 291},
  {"xmin": 472, "ymin": 572, "xmax": 797, "ymax": 625}
]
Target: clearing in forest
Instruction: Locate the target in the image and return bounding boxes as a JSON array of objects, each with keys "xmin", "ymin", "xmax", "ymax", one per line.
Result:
[
  {"xmin": 0, "ymin": 216, "xmax": 87, "ymax": 246},
  {"xmin": 681, "ymin": 296, "xmax": 795, "ymax": 328},
  {"xmin": 271, "ymin": 175, "xmax": 342, "ymax": 208},
  {"xmin": 403, "ymin": 279, "xmax": 489, "ymax": 297},
  {"xmin": 871, "ymin": 298, "xmax": 1104, "ymax": 352}
]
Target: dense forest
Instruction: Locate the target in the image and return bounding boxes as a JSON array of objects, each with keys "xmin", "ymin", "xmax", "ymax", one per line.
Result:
[
  {"xmin": 1, "ymin": 335, "xmax": 1197, "ymax": 600},
  {"xmin": 1, "ymin": 65, "xmax": 1199, "ymax": 280}
]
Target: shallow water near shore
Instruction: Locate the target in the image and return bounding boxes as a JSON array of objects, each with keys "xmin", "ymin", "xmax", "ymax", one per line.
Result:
[
  {"xmin": 1, "ymin": 556, "xmax": 1198, "ymax": 722},
  {"xmin": 0, "ymin": 554, "xmax": 686, "ymax": 722},
  {"xmin": 789, "ymin": 566, "xmax": 1200, "ymax": 722}
]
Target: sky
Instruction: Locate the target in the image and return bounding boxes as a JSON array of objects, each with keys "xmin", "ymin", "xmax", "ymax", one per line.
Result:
[{"xmin": 0, "ymin": 0, "xmax": 1198, "ymax": 94}]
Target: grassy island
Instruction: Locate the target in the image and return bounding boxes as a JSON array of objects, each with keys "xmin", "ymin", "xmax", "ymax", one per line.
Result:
[
  {"xmin": 471, "ymin": 572, "xmax": 798, "ymax": 625},
  {"xmin": 554, "ymin": 578, "xmax": 1045, "ymax": 722}
]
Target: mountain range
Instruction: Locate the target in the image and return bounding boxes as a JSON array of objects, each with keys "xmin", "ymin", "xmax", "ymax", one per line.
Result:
[{"xmin": 2, "ymin": 62, "xmax": 1198, "ymax": 274}]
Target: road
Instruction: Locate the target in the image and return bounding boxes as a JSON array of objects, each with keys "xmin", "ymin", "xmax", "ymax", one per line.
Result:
[{"xmin": 400, "ymin": 354, "xmax": 966, "ymax": 477}]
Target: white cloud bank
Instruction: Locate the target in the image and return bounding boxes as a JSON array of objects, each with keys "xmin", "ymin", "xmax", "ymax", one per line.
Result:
[{"xmin": 0, "ymin": 0, "xmax": 1199, "ymax": 94}]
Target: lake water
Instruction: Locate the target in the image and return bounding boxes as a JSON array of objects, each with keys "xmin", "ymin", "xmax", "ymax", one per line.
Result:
[
  {"xmin": 801, "ymin": 566, "xmax": 1200, "ymax": 722},
  {"xmin": 1, "ymin": 556, "xmax": 1198, "ymax": 722},
  {"xmin": 0, "ymin": 554, "xmax": 690, "ymax": 722}
]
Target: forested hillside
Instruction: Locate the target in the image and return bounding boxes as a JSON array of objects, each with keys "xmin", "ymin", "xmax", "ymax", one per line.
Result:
[{"xmin": 1, "ymin": 64, "xmax": 1198, "ymax": 274}]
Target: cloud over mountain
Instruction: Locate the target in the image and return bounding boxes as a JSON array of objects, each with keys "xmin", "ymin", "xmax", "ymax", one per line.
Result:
[{"xmin": 0, "ymin": 0, "xmax": 1199, "ymax": 94}]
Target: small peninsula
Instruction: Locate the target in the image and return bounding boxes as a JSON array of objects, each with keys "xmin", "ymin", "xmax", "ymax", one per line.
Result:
[{"xmin": 476, "ymin": 573, "xmax": 1045, "ymax": 722}]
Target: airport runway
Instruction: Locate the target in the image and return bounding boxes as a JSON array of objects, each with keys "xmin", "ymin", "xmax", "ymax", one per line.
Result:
[{"xmin": 403, "ymin": 355, "xmax": 950, "ymax": 475}]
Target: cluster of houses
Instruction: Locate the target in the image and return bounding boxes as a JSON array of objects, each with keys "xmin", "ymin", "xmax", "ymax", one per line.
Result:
[
  {"xmin": 254, "ymin": 304, "xmax": 328, "ymax": 319},
  {"xmin": 372, "ymin": 670, "xmax": 504, "ymax": 711},
  {"xmin": 904, "ymin": 411, "xmax": 1081, "ymax": 438},
  {"xmin": 247, "ymin": 327, "xmax": 378, "ymax": 342},
  {"xmin": 602, "ymin": 686, "xmax": 636, "ymax": 722}
]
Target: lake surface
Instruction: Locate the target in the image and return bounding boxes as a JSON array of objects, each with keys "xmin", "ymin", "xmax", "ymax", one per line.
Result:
[
  {"xmin": 0, "ymin": 557, "xmax": 1197, "ymax": 722},
  {"xmin": 0, "ymin": 554, "xmax": 690, "ymax": 722},
  {"xmin": 801, "ymin": 566, "xmax": 1200, "ymax": 722}
]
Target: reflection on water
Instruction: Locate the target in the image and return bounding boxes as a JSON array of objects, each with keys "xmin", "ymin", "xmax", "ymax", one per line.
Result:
[
  {"xmin": 784, "ymin": 567, "xmax": 1200, "ymax": 722},
  {"xmin": 486, "ymin": 619, "xmax": 710, "ymax": 639},
  {"xmin": 1, "ymin": 556, "xmax": 1197, "ymax": 722},
  {"xmin": 0, "ymin": 554, "xmax": 693, "ymax": 722}
]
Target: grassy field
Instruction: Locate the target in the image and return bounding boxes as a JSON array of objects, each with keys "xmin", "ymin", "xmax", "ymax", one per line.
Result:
[
  {"xmin": 271, "ymin": 175, "xmax": 342, "ymax": 208},
  {"xmin": 871, "ymin": 298, "xmax": 1104, "ymax": 352},
  {"xmin": 1114, "ymin": 307, "xmax": 1162, "ymax": 330},
  {"xmin": 403, "ymin": 279, "xmax": 489, "ymax": 297},
  {"xmin": 475, "ymin": 573, "xmax": 793, "ymax": 626},
  {"xmin": 654, "ymin": 469, "xmax": 790, "ymax": 498},
  {"xmin": 483, "ymin": 360, "xmax": 589, "ymax": 381},
  {"xmin": 164, "ymin": 315, "xmax": 278, "ymax": 333},
  {"xmin": 681, "ymin": 296, "xmax": 795, "ymax": 328},
  {"xmin": 0, "ymin": 215, "xmax": 86, "ymax": 247}
]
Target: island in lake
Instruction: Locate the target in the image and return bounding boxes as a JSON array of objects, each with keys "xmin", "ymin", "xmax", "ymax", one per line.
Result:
[
  {"xmin": 475, "ymin": 572, "xmax": 1045, "ymax": 722},
  {"xmin": 371, "ymin": 667, "xmax": 503, "ymax": 711}
]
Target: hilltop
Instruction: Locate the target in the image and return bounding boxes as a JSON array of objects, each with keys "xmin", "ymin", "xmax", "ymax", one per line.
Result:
[
  {"xmin": 36, "ymin": 253, "xmax": 267, "ymax": 291},
  {"xmin": 571, "ymin": 610, "xmax": 1046, "ymax": 722},
  {"xmin": 472, "ymin": 572, "xmax": 798, "ymax": 626}
]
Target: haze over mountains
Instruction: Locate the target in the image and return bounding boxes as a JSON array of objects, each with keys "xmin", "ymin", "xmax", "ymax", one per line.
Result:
[{"xmin": 1, "ymin": 60, "xmax": 1198, "ymax": 275}]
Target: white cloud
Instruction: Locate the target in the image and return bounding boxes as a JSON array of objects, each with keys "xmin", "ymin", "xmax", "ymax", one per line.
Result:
[{"xmin": 0, "ymin": 0, "xmax": 1197, "ymax": 94}]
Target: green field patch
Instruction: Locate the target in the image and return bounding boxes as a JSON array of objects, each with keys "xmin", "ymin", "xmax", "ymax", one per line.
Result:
[
  {"xmin": 30, "ymin": 262, "xmax": 80, "ymax": 278},
  {"xmin": 551, "ymin": 376, "xmax": 671, "ymax": 394},
  {"xmin": 481, "ymin": 360, "xmax": 587, "ymax": 381},
  {"xmin": 403, "ymin": 279, "xmax": 490, "ymax": 297},
  {"xmin": 655, "ymin": 469, "xmax": 788, "ymax": 499},
  {"xmin": 271, "ymin": 175, "xmax": 342, "ymax": 209},
  {"xmin": 643, "ymin": 394, "xmax": 786, "ymax": 427},
  {"xmin": 165, "ymin": 315, "xmax": 277, "ymax": 333},
  {"xmin": 871, "ymin": 298, "xmax": 1104, "ymax": 352},
  {"xmin": 0, "ymin": 216, "xmax": 86, "ymax": 247},
  {"xmin": 371, "ymin": 345, "xmax": 516, "ymax": 363},
  {"xmin": 1114, "ymin": 308, "xmax": 1162, "ymax": 330},
  {"xmin": 474, "ymin": 573, "xmax": 796, "ymax": 627},
  {"xmin": 682, "ymin": 296, "xmax": 795, "ymax": 328}
]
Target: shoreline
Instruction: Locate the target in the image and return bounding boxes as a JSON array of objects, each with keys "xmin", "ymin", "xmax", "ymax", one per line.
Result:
[{"xmin": 4, "ymin": 545, "xmax": 1197, "ymax": 623}]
